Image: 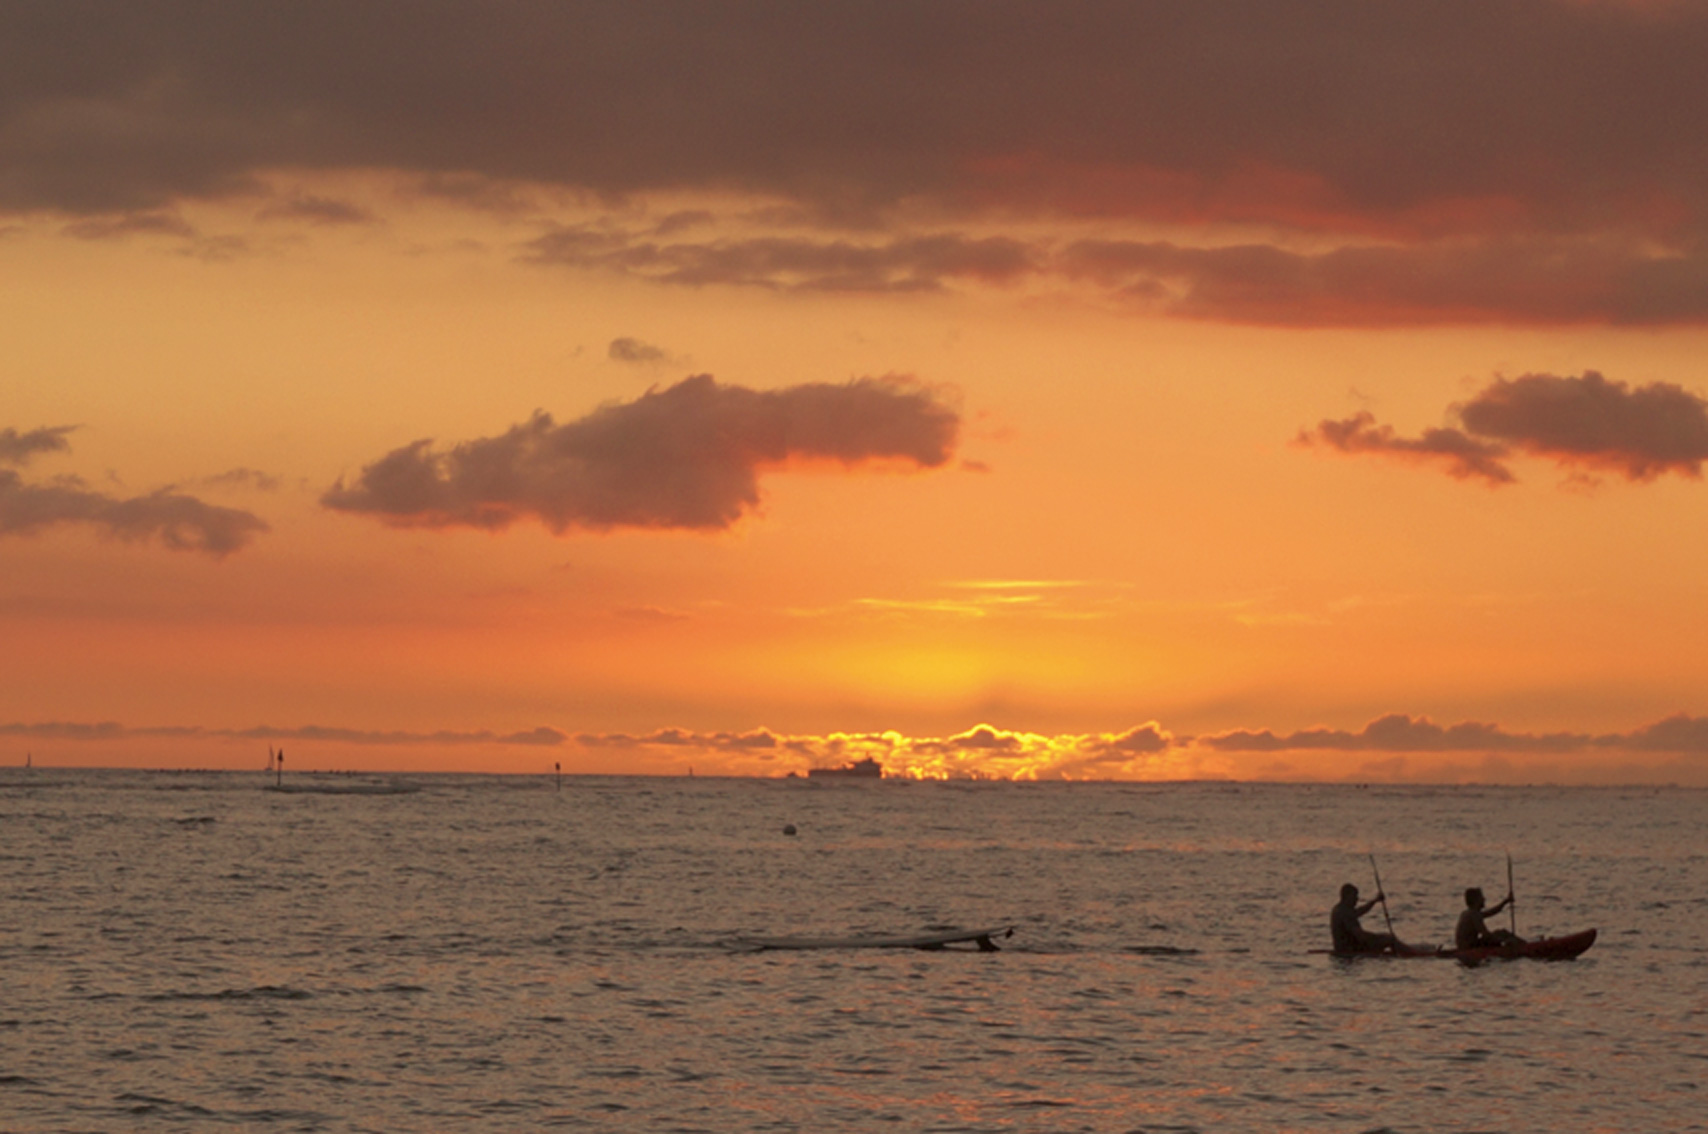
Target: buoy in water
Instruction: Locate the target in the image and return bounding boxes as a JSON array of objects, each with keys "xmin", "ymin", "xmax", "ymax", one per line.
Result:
[{"xmin": 782, "ymin": 824, "xmax": 797, "ymax": 836}]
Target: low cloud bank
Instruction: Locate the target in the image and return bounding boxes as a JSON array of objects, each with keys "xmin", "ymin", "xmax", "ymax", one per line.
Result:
[
  {"xmin": 580, "ymin": 721, "xmax": 1235, "ymax": 781},
  {"xmin": 323, "ymin": 374, "xmax": 959, "ymax": 533},
  {"xmin": 1298, "ymin": 371, "xmax": 1708, "ymax": 486},
  {"xmin": 1, "ymin": 722, "xmax": 566, "ymax": 746},
  {"xmin": 578, "ymin": 714, "xmax": 1708, "ymax": 781},
  {"xmin": 15, "ymin": 713, "xmax": 1708, "ymax": 782}
]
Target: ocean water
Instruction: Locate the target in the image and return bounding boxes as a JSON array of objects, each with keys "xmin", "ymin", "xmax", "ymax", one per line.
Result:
[{"xmin": 1, "ymin": 770, "xmax": 1703, "ymax": 1133}]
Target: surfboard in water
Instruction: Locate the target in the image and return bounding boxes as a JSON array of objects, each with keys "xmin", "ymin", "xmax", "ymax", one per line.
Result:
[{"xmin": 741, "ymin": 926, "xmax": 1014, "ymax": 952}]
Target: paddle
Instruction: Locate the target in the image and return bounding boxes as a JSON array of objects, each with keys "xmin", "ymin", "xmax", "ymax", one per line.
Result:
[
  {"xmin": 1506, "ymin": 851, "xmax": 1518, "ymax": 937},
  {"xmin": 1369, "ymin": 853, "xmax": 1397, "ymax": 945}
]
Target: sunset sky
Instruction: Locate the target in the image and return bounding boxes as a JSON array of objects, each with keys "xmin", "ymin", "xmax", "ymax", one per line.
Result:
[{"xmin": 7, "ymin": 1, "xmax": 1708, "ymax": 782}]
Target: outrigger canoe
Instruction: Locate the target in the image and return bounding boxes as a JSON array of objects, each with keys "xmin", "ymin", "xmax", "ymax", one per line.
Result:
[{"xmin": 1316, "ymin": 928, "xmax": 1597, "ymax": 963}]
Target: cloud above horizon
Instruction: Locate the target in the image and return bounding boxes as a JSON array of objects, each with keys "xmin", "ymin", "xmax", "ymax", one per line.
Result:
[
  {"xmin": 19, "ymin": 711, "xmax": 1708, "ymax": 781},
  {"xmin": 572, "ymin": 721, "xmax": 1195, "ymax": 780},
  {"xmin": 1298, "ymin": 372, "xmax": 1708, "ymax": 485},
  {"xmin": 575, "ymin": 712, "xmax": 1708, "ymax": 780},
  {"xmin": 0, "ymin": 426, "xmax": 269, "ymax": 556},
  {"xmin": 322, "ymin": 374, "xmax": 960, "ymax": 533},
  {"xmin": 0, "ymin": 721, "xmax": 565, "ymax": 746},
  {"xmin": 9, "ymin": 2, "xmax": 1708, "ymax": 325}
]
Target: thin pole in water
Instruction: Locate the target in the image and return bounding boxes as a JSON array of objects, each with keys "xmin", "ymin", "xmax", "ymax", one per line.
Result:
[
  {"xmin": 1369, "ymin": 854, "xmax": 1396, "ymax": 940},
  {"xmin": 555, "ymin": 761, "xmax": 561, "ymax": 792},
  {"xmin": 276, "ymin": 750, "xmax": 283, "ymax": 789}
]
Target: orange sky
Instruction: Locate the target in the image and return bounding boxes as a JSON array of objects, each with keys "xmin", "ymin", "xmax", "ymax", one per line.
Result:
[{"xmin": 7, "ymin": 2, "xmax": 1708, "ymax": 782}]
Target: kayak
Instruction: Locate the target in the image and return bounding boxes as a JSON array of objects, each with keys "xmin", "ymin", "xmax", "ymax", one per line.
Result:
[
  {"xmin": 1443, "ymin": 928, "xmax": 1597, "ymax": 964},
  {"xmin": 1315, "ymin": 928, "xmax": 1597, "ymax": 962}
]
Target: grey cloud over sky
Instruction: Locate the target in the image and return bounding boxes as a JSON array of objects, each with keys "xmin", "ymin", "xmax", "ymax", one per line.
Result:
[
  {"xmin": 528, "ymin": 227, "xmax": 1039, "ymax": 294},
  {"xmin": 8, "ymin": 3, "xmax": 1708, "ymax": 323},
  {"xmin": 322, "ymin": 374, "xmax": 960, "ymax": 533},
  {"xmin": 0, "ymin": 426, "xmax": 269, "ymax": 556},
  {"xmin": 19, "ymin": 714, "xmax": 1708, "ymax": 778},
  {"xmin": 567, "ymin": 712, "xmax": 1708, "ymax": 763},
  {"xmin": 524, "ymin": 227, "xmax": 1708, "ymax": 325},
  {"xmin": 0, "ymin": 425, "xmax": 76, "ymax": 466},
  {"xmin": 2, "ymin": 1, "xmax": 1705, "ymax": 231},
  {"xmin": 1300, "ymin": 372, "xmax": 1708, "ymax": 486},
  {"xmin": 1295, "ymin": 413, "xmax": 1516, "ymax": 486},
  {"xmin": 0, "ymin": 721, "xmax": 566, "ymax": 745},
  {"xmin": 607, "ymin": 337, "xmax": 670, "ymax": 365},
  {"xmin": 0, "ymin": 471, "xmax": 270, "ymax": 556}
]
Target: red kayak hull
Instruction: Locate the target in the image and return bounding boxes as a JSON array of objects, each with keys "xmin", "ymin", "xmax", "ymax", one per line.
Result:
[
  {"xmin": 1316, "ymin": 928, "xmax": 1597, "ymax": 962},
  {"xmin": 1443, "ymin": 928, "xmax": 1597, "ymax": 963}
]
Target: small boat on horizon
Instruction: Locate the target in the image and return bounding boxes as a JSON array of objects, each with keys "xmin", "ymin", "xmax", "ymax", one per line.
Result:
[{"xmin": 807, "ymin": 756, "xmax": 884, "ymax": 780}]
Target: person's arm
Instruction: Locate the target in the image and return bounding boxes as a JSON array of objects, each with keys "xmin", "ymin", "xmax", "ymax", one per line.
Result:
[
  {"xmin": 1486, "ymin": 894, "xmax": 1514, "ymax": 916},
  {"xmin": 1357, "ymin": 893, "xmax": 1384, "ymax": 917}
]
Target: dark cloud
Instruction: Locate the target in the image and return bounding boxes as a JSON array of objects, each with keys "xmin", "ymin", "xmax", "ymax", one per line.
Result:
[
  {"xmin": 0, "ymin": 721, "xmax": 131, "ymax": 740},
  {"xmin": 322, "ymin": 374, "xmax": 960, "ymax": 533},
  {"xmin": 7, "ymin": 4, "xmax": 1708, "ymax": 322},
  {"xmin": 256, "ymin": 193, "xmax": 375, "ymax": 226},
  {"xmin": 21, "ymin": 713, "xmax": 1708, "ymax": 774},
  {"xmin": 1614, "ymin": 714, "xmax": 1708, "ymax": 753},
  {"xmin": 0, "ymin": 721, "xmax": 565, "ymax": 745},
  {"xmin": 202, "ymin": 467, "xmax": 282, "ymax": 491},
  {"xmin": 1201, "ymin": 714, "xmax": 1592, "ymax": 753},
  {"xmin": 526, "ymin": 227, "xmax": 1037, "ymax": 293},
  {"xmin": 0, "ymin": 425, "xmax": 76, "ymax": 466},
  {"xmin": 1, "ymin": 425, "xmax": 267, "ymax": 554},
  {"xmin": 236, "ymin": 724, "xmax": 567, "ymax": 745},
  {"xmin": 524, "ymin": 226, "xmax": 1708, "ymax": 323},
  {"xmin": 574, "ymin": 727, "xmax": 780, "ymax": 751},
  {"xmin": 607, "ymin": 337, "xmax": 669, "ymax": 364},
  {"xmin": 4, "ymin": 2, "xmax": 1707, "ymax": 234},
  {"xmin": 1458, "ymin": 371, "xmax": 1708, "ymax": 480},
  {"xmin": 940, "ymin": 725, "xmax": 1022, "ymax": 752},
  {"xmin": 60, "ymin": 210, "xmax": 196, "ymax": 241},
  {"xmin": 1300, "ymin": 372, "xmax": 1708, "ymax": 485},
  {"xmin": 0, "ymin": 470, "xmax": 269, "ymax": 556},
  {"xmin": 1295, "ymin": 412, "xmax": 1515, "ymax": 485},
  {"xmin": 1092, "ymin": 724, "xmax": 1173, "ymax": 756},
  {"xmin": 1058, "ymin": 237, "xmax": 1708, "ymax": 326}
]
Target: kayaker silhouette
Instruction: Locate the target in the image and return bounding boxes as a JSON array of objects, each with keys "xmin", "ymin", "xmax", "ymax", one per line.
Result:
[
  {"xmin": 1454, "ymin": 887, "xmax": 1523, "ymax": 951},
  {"xmin": 1330, "ymin": 882, "xmax": 1410, "ymax": 954}
]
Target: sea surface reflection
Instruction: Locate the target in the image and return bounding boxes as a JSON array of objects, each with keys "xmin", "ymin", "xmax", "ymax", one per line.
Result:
[{"xmin": 1, "ymin": 771, "xmax": 1702, "ymax": 1131}]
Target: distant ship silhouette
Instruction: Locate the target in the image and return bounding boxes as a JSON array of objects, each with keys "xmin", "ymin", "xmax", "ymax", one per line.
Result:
[{"xmin": 807, "ymin": 757, "xmax": 883, "ymax": 779}]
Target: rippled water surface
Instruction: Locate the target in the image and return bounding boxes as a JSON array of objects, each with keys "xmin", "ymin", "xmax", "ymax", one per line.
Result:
[{"xmin": 2, "ymin": 770, "xmax": 1704, "ymax": 1132}]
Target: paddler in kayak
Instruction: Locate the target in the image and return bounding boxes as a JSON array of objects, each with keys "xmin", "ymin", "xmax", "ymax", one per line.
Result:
[
  {"xmin": 1454, "ymin": 887, "xmax": 1523, "ymax": 951},
  {"xmin": 1330, "ymin": 882, "xmax": 1411, "ymax": 954}
]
